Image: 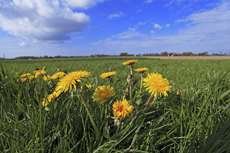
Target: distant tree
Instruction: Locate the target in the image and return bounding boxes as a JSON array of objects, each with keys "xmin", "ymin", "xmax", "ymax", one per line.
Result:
[
  {"xmin": 120, "ymin": 52, "xmax": 128, "ymax": 56},
  {"xmin": 161, "ymin": 51, "xmax": 168, "ymax": 56}
]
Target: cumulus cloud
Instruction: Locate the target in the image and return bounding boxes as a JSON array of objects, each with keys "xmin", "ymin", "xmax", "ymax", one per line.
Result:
[
  {"xmin": 107, "ymin": 12, "xmax": 124, "ymax": 19},
  {"xmin": 154, "ymin": 24, "xmax": 162, "ymax": 30},
  {"xmin": 0, "ymin": 0, "xmax": 94, "ymax": 43},
  {"xmin": 166, "ymin": 24, "xmax": 170, "ymax": 27}
]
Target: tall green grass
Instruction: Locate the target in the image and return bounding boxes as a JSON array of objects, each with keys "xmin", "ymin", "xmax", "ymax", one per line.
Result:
[{"xmin": 0, "ymin": 58, "xmax": 229, "ymax": 152}]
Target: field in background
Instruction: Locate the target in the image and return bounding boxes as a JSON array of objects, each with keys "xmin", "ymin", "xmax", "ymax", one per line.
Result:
[
  {"xmin": 143, "ymin": 56, "xmax": 230, "ymax": 60},
  {"xmin": 1, "ymin": 57, "xmax": 230, "ymax": 152}
]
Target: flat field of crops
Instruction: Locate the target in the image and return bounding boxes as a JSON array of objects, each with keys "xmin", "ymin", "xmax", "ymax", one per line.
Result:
[{"xmin": 0, "ymin": 57, "xmax": 230, "ymax": 152}]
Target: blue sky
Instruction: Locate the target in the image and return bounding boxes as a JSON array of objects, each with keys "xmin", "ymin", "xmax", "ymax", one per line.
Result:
[{"xmin": 0, "ymin": 0, "xmax": 230, "ymax": 58}]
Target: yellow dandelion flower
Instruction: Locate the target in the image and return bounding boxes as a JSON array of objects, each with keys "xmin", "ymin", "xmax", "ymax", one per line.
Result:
[
  {"xmin": 56, "ymin": 71, "xmax": 92, "ymax": 92},
  {"xmin": 58, "ymin": 68, "xmax": 61, "ymax": 71},
  {"xmin": 123, "ymin": 60, "xmax": 138, "ymax": 65},
  {"xmin": 86, "ymin": 84, "xmax": 93, "ymax": 89},
  {"xmin": 43, "ymin": 75, "xmax": 51, "ymax": 81},
  {"xmin": 177, "ymin": 89, "xmax": 180, "ymax": 95},
  {"xmin": 51, "ymin": 72, "xmax": 65, "ymax": 79},
  {"xmin": 92, "ymin": 85, "xmax": 115, "ymax": 103},
  {"xmin": 20, "ymin": 73, "xmax": 31, "ymax": 78},
  {"xmin": 43, "ymin": 66, "xmax": 46, "ymax": 71},
  {"xmin": 113, "ymin": 98, "xmax": 134, "ymax": 120},
  {"xmin": 143, "ymin": 73, "xmax": 172, "ymax": 97},
  {"xmin": 100, "ymin": 71, "xmax": 116, "ymax": 79},
  {"xmin": 134, "ymin": 68, "xmax": 148, "ymax": 73}
]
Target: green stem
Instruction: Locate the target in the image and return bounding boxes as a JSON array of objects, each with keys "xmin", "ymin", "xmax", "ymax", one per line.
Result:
[
  {"xmin": 139, "ymin": 75, "xmax": 143, "ymax": 95},
  {"xmin": 129, "ymin": 82, "xmax": 132, "ymax": 104},
  {"xmin": 78, "ymin": 89, "xmax": 99, "ymax": 134}
]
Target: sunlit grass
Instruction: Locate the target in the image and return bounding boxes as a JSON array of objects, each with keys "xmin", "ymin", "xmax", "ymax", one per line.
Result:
[{"xmin": 0, "ymin": 57, "xmax": 229, "ymax": 152}]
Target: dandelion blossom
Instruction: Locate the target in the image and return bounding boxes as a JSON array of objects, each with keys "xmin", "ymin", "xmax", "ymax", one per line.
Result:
[
  {"xmin": 123, "ymin": 60, "xmax": 138, "ymax": 65},
  {"xmin": 43, "ymin": 75, "xmax": 51, "ymax": 81},
  {"xmin": 56, "ymin": 71, "xmax": 92, "ymax": 92},
  {"xmin": 143, "ymin": 73, "xmax": 172, "ymax": 97},
  {"xmin": 20, "ymin": 73, "xmax": 31, "ymax": 78},
  {"xmin": 92, "ymin": 85, "xmax": 115, "ymax": 103},
  {"xmin": 86, "ymin": 84, "xmax": 93, "ymax": 89},
  {"xmin": 51, "ymin": 72, "xmax": 65, "ymax": 79},
  {"xmin": 177, "ymin": 89, "xmax": 180, "ymax": 95},
  {"xmin": 134, "ymin": 68, "xmax": 148, "ymax": 73},
  {"xmin": 113, "ymin": 98, "xmax": 134, "ymax": 120},
  {"xmin": 100, "ymin": 71, "xmax": 116, "ymax": 79}
]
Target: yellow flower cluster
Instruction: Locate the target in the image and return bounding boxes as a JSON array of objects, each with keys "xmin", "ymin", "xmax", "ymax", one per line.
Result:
[
  {"xmin": 100, "ymin": 71, "xmax": 116, "ymax": 79},
  {"xmin": 19, "ymin": 61, "xmax": 172, "ymax": 125},
  {"xmin": 33, "ymin": 70, "xmax": 46, "ymax": 77},
  {"xmin": 113, "ymin": 98, "xmax": 134, "ymax": 120},
  {"xmin": 41, "ymin": 70, "xmax": 91, "ymax": 108},
  {"xmin": 20, "ymin": 73, "xmax": 36, "ymax": 83}
]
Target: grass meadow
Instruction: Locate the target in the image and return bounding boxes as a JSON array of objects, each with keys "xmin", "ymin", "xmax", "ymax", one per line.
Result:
[{"xmin": 0, "ymin": 57, "xmax": 230, "ymax": 153}]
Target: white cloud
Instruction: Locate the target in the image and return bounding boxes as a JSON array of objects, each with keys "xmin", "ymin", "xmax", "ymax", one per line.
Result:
[
  {"xmin": 107, "ymin": 12, "xmax": 124, "ymax": 19},
  {"xmin": 128, "ymin": 28, "xmax": 137, "ymax": 31},
  {"xmin": 137, "ymin": 22, "xmax": 146, "ymax": 26},
  {"xmin": 94, "ymin": 1, "xmax": 230, "ymax": 54},
  {"xmin": 60, "ymin": 0, "xmax": 105, "ymax": 9},
  {"xmin": 154, "ymin": 24, "xmax": 162, "ymax": 30},
  {"xmin": 19, "ymin": 42, "xmax": 29, "ymax": 47},
  {"xmin": 150, "ymin": 31, "xmax": 155, "ymax": 33},
  {"xmin": 116, "ymin": 31, "xmax": 141, "ymax": 39},
  {"xmin": 144, "ymin": 0, "xmax": 155, "ymax": 4},
  {"xmin": 166, "ymin": 24, "xmax": 170, "ymax": 27},
  {"xmin": 0, "ymin": 0, "xmax": 93, "ymax": 43},
  {"xmin": 176, "ymin": 1, "xmax": 230, "ymax": 37},
  {"xmin": 127, "ymin": 22, "xmax": 146, "ymax": 31}
]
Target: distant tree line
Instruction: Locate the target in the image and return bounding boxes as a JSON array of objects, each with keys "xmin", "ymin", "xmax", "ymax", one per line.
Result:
[
  {"xmin": 12, "ymin": 55, "xmax": 88, "ymax": 60},
  {"xmin": 134, "ymin": 51, "xmax": 230, "ymax": 56},
  {"xmin": 2, "ymin": 51, "xmax": 230, "ymax": 60}
]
